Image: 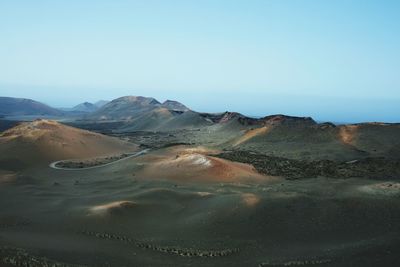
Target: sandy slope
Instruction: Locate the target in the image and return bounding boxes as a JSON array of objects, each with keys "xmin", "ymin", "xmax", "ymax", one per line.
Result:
[
  {"xmin": 134, "ymin": 146, "xmax": 273, "ymax": 183},
  {"xmin": 232, "ymin": 126, "xmax": 272, "ymax": 146},
  {"xmin": 0, "ymin": 120, "xmax": 138, "ymax": 170}
]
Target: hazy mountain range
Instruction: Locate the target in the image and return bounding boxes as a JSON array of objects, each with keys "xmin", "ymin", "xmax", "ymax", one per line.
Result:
[
  {"xmin": 0, "ymin": 97, "xmax": 109, "ymax": 116},
  {"xmin": 1, "ymin": 95, "xmax": 400, "ymax": 161}
]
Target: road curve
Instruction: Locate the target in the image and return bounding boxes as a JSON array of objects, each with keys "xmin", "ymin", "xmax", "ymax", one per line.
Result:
[{"xmin": 49, "ymin": 149, "xmax": 149, "ymax": 171}]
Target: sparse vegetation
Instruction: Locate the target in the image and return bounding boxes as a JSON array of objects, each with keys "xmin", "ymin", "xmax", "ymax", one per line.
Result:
[
  {"xmin": 80, "ymin": 230, "xmax": 239, "ymax": 258},
  {"xmin": 0, "ymin": 247, "xmax": 86, "ymax": 267},
  {"xmin": 215, "ymin": 150, "xmax": 400, "ymax": 179},
  {"xmin": 55, "ymin": 153, "xmax": 130, "ymax": 169}
]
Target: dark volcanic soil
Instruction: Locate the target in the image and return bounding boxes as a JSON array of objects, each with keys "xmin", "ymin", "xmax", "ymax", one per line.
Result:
[
  {"xmin": 216, "ymin": 150, "xmax": 400, "ymax": 180},
  {"xmin": 1, "ymin": 126, "xmax": 400, "ymax": 266},
  {"xmin": 1, "ymin": 163, "xmax": 400, "ymax": 266}
]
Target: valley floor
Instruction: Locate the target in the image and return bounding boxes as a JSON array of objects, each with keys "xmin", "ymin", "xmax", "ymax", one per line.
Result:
[{"xmin": 1, "ymin": 142, "xmax": 400, "ymax": 266}]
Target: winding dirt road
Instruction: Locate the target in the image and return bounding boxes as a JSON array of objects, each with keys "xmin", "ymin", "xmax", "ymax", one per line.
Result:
[{"xmin": 49, "ymin": 149, "xmax": 149, "ymax": 171}]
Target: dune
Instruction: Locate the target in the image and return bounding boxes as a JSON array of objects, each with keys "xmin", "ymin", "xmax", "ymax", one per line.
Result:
[
  {"xmin": 135, "ymin": 146, "xmax": 271, "ymax": 183},
  {"xmin": 0, "ymin": 119, "xmax": 138, "ymax": 169}
]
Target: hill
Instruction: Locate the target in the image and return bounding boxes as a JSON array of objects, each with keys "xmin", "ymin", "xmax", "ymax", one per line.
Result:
[
  {"xmin": 87, "ymin": 96, "xmax": 162, "ymax": 120},
  {"xmin": 118, "ymin": 109, "xmax": 212, "ymax": 132},
  {"xmin": 0, "ymin": 119, "xmax": 138, "ymax": 170},
  {"xmin": 72, "ymin": 102, "xmax": 98, "ymax": 113},
  {"xmin": 67, "ymin": 96, "xmax": 400, "ymax": 161},
  {"xmin": 223, "ymin": 118, "xmax": 400, "ymax": 160},
  {"xmin": 81, "ymin": 96, "xmax": 210, "ymax": 131},
  {"xmin": 0, "ymin": 97, "xmax": 63, "ymax": 116},
  {"xmin": 59, "ymin": 100, "xmax": 110, "ymax": 114}
]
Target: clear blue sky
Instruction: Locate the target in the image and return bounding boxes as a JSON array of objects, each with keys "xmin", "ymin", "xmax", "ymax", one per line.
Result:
[{"xmin": 0, "ymin": 0, "xmax": 399, "ymax": 122}]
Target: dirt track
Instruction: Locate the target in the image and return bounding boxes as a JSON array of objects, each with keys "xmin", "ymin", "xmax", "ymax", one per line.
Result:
[{"xmin": 49, "ymin": 149, "xmax": 149, "ymax": 170}]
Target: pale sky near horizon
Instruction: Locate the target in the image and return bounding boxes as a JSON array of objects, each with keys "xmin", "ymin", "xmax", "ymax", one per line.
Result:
[{"xmin": 0, "ymin": 0, "xmax": 399, "ymax": 122}]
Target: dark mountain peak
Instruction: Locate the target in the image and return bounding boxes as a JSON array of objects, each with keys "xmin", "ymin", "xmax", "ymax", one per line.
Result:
[
  {"xmin": 200, "ymin": 112, "xmax": 317, "ymax": 126},
  {"xmin": 260, "ymin": 114, "xmax": 316, "ymax": 126},
  {"xmin": 149, "ymin": 98, "xmax": 161, "ymax": 105},
  {"xmin": 161, "ymin": 100, "xmax": 189, "ymax": 111},
  {"xmin": 198, "ymin": 111, "xmax": 246, "ymax": 124},
  {"xmin": 87, "ymin": 96, "xmax": 162, "ymax": 120},
  {"xmin": 319, "ymin": 122, "xmax": 337, "ymax": 129},
  {"xmin": 112, "ymin": 96, "xmax": 161, "ymax": 106},
  {"xmin": 219, "ymin": 112, "xmax": 245, "ymax": 123},
  {"xmin": 72, "ymin": 102, "xmax": 97, "ymax": 112},
  {"xmin": 163, "ymin": 100, "xmax": 179, "ymax": 105},
  {"xmin": 75, "ymin": 102, "xmax": 94, "ymax": 108}
]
